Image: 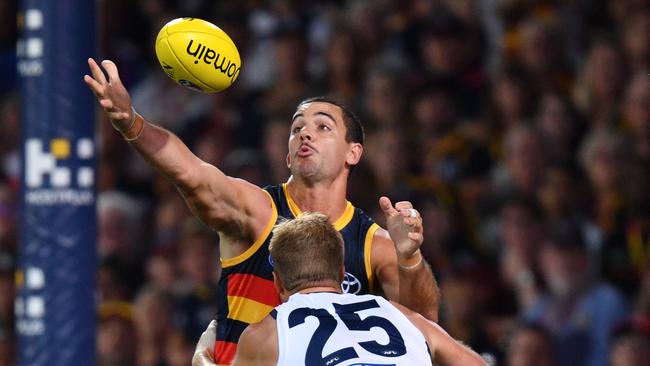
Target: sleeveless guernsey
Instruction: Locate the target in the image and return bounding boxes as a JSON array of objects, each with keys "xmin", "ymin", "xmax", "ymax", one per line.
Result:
[
  {"xmin": 273, "ymin": 292, "xmax": 432, "ymax": 366},
  {"xmin": 214, "ymin": 184, "xmax": 379, "ymax": 365}
]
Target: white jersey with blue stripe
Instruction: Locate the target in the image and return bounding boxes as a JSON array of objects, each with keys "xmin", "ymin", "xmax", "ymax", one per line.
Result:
[{"xmin": 273, "ymin": 292, "xmax": 432, "ymax": 366}]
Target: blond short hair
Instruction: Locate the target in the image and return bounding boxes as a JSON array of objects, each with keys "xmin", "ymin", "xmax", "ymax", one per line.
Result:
[{"xmin": 269, "ymin": 213, "xmax": 344, "ymax": 293}]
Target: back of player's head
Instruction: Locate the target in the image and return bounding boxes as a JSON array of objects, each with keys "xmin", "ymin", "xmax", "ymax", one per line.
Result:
[
  {"xmin": 269, "ymin": 212, "xmax": 344, "ymax": 293},
  {"xmin": 298, "ymin": 96, "xmax": 365, "ymax": 145}
]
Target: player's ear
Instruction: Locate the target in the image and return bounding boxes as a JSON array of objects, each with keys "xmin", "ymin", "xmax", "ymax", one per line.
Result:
[
  {"xmin": 286, "ymin": 152, "xmax": 292, "ymax": 169},
  {"xmin": 273, "ymin": 272, "xmax": 282, "ymax": 293},
  {"xmin": 345, "ymin": 143, "xmax": 362, "ymax": 166},
  {"xmin": 338, "ymin": 266, "xmax": 345, "ymax": 284},
  {"xmin": 273, "ymin": 272, "xmax": 289, "ymax": 301}
]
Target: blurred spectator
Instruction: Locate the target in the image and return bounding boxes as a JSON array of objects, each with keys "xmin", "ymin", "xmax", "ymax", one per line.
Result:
[
  {"xmin": 621, "ymin": 8, "xmax": 650, "ymax": 73},
  {"xmin": 579, "ymin": 129, "xmax": 631, "ymax": 239},
  {"xmin": 173, "ymin": 220, "xmax": 219, "ymax": 341},
  {"xmin": 634, "ymin": 264, "xmax": 650, "ymax": 323},
  {"xmin": 578, "ymin": 129, "xmax": 638, "ymax": 294},
  {"xmin": 506, "ymin": 323, "xmax": 556, "ymax": 366},
  {"xmin": 361, "ymin": 65, "xmax": 405, "ymax": 129},
  {"xmin": 573, "ymin": 38, "xmax": 627, "ymax": 128},
  {"xmin": 415, "ymin": 11, "xmax": 485, "ymax": 117},
  {"xmin": 613, "ymin": 165, "xmax": 650, "ymax": 295},
  {"xmin": 609, "ymin": 320, "xmax": 650, "ymax": 366},
  {"xmin": 487, "ymin": 68, "xmax": 536, "ymax": 141},
  {"xmin": 623, "ymin": 72, "xmax": 650, "ymax": 164},
  {"xmin": 536, "ymin": 163, "xmax": 603, "ymax": 253},
  {"xmin": 262, "ymin": 28, "xmax": 310, "ymax": 117},
  {"xmin": 262, "ymin": 117, "xmax": 291, "ymax": 183},
  {"xmin": 98, "ymin": 191, "xmax": 148, "ymax": 295},
  {"xmin": 98, "ymin": 257, "xmax": 133, "ymax": 302},
  {"xmin": 535, "ymin": 92, "xmax": 585, "ymax": 163},
  {"xmin": 441, "ymin": 262, "xmax": 502, "ymax": 364},
  {"xmin": 221, "ymin": 148, "xmax": 271, "ymax": 187},
  {"xmin": 98, "ymin": 301, "xmax": 137, "ymax": 366},
  {"xmin": 364, "ymin": 128, "xmax": 411, "ymax": 198},
  {"xmin": 133, "ymin": 286, "xmax": 175, "ymax": 366},
  {"xmin": 164, "ymin": 331, "xmax": 194, "ymax": 366},
  {"xmin": 493, "ymin": 124, "xmax": 547, "ymax": 198},
  {"xmin": 515, "ymin": 19, "xmax": 572, "ymax": 93},
  {"xmin": 496, "ymin": 196, "xmax": 545, "ymax": 311},
  {"xmin": 317, "ymin": 26, "xmax": 363, "ymax": 106},
  {"xmin": 524, "ymin": 221, "xmax": 629, "ymax": 366}
]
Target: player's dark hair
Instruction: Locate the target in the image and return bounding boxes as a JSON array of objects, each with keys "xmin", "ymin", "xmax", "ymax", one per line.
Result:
[{"xmin": 298, "ymin": 96, "xmax": 365, "ymax": 145}]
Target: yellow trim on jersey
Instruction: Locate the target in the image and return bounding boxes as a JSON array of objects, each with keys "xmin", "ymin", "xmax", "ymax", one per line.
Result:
[
  {"xmin": 221, "ymin": 190, "xmax": 278, "ymax": 268},
  {"xmin": 282, "ymin": 183, "xmax": 301, "ymax": 217},
  {"xmin": 332, "ymin": 202, "xmax": 354, "ymax": 231},
  {"xmin": 227, "ymin": 295, "xmax": 275, "ymax": 324},
  {"xmin": 365, "ymin": 223, "xmax": 380, "ymax": 293},
  {"xmin": 282, "ymin": 182, "xmax": 354, "ymax": 230}
]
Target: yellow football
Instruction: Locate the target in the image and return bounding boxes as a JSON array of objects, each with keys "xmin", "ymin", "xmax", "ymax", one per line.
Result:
[{"xmin": 155, "ymin": 18, "xmax": 241, "ymax": 93}]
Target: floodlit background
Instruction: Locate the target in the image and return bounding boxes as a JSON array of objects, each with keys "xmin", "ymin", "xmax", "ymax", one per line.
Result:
[{"xmin": 1, "ymin": 1, "xmax": 650, "ymax": 365}]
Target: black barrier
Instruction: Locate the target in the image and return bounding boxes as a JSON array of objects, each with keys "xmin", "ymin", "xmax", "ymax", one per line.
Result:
[{"xmin": 17, "ymin": 0, "xmax": 96, "ymax": 365}]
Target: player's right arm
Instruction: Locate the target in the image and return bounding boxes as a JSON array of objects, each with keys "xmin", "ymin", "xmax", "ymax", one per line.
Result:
[
  {"xmin": 84, "ymin": 58, "xmax": 272, "ymax": 255},
  {"xmin": 391, "ymin": 302, "xmax": 488, "ymax": 366}
]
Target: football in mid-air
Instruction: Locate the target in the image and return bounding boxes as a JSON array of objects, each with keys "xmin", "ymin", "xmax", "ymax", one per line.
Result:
[{"xmin": 155, "ymin": 18, "xmax": 241, "ymax": 93}]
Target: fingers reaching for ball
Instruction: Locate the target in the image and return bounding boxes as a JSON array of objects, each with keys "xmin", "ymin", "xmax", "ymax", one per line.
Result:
[{"xmin": 83, "ymin": 58, "xmax": 134, "ymax": 126}]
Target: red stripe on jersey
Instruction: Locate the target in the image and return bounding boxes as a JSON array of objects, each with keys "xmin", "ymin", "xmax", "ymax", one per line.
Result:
[
  {"xmin": 215, "ymin": 340, "xmax": 237, "ymax": 365},
  {"xmin": 227, "ymin": 273, "xmax": 281, "ymax": 307}
]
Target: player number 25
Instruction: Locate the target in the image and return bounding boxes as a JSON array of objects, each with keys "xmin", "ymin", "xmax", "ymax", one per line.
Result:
[{"xmin": 288, "ymin": 299, "xmax": 407, "ymax": 366}]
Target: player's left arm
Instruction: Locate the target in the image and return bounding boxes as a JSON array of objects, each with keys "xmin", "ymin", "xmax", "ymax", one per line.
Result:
[
  {"xmin": 391, "ymin": 301, "xmax": 488, "ymax": 366},
  {"xmin": 372, "ymin": 197, "xmax": 439, "ymax": 322}
]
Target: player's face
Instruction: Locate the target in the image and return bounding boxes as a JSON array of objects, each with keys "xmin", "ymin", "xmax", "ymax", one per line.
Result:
[{"xmin": 287, "ymin": 102, "xmax": 357, "ymax": 181}]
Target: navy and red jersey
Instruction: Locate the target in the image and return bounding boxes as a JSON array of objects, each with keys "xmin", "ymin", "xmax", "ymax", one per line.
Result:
[{"xmin": 214, "ymin": 183, "xmax": 379, "ymax": 365}]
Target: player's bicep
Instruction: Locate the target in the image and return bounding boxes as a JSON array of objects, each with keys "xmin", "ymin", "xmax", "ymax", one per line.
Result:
[
  {"xmin": 180, "ymin": 164, "xmax": 272, "ymax": 234},
  {"xmin": 371, "ymin": 231, "xmax": 399, "ymax": 300}
]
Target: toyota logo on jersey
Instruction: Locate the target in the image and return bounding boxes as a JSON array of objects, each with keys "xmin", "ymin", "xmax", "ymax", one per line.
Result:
[{"xmin": 341, "ymin": 272, "xmax": 361, "ymax": 294}]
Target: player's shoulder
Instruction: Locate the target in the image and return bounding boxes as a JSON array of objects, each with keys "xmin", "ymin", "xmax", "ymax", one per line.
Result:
[
  {"xmin": 241, "ymin": 314, "xmax": 276, "ymax": 339},
  {"xmin": 371, "ymin": 225, "xmax": 393, "ymax": 247}
]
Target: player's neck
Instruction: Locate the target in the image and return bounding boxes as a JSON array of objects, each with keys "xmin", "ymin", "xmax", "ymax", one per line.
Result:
[
  {"xmin": 296, "ymin": 286, "xmax": 342, "ymax": 295},
  {"xmin": 286, "ymin": 176, "xmax": 349, "ymax": 220}
]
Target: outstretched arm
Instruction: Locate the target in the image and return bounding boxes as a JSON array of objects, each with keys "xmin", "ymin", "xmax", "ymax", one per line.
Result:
[
  {"xmin": 84, "ymin": 59, "xmax": 271, "ymax": 251},
  {"xmin": 373, "ymin": 197, "xmax": 439, "ymax": 322},
  {"xmin": 392, "ymin": 302, "xmax": 488, "ymax": 366}
]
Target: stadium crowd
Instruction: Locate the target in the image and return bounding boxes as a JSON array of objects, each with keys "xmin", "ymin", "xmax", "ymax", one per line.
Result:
[{"xmin": 1, "ymin": 0, "xmax": 650, "ymax": 365}]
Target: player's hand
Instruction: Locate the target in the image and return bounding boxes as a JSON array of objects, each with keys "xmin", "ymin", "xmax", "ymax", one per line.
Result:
[
  {"xmin": 83, "ymin": 58, "xmax": 134, "ymax": 129},
  {"xmin": 379, "ymin": 196, "xmax": 423, "ymax": 261},
  {"xmin": 192, "ymin": 320, "xmax": 217, "ymax": 366}
]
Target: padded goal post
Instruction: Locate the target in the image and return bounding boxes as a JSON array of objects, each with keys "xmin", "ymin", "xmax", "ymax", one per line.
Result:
[{"xmin": 17, "ymin": 0, "xmax": 97, "ymax": 365}]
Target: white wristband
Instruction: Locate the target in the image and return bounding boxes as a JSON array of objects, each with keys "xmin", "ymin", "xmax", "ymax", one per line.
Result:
[{"xmin": 399, "ymin": 253, "xmax": 423, "ymax": 270}]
